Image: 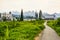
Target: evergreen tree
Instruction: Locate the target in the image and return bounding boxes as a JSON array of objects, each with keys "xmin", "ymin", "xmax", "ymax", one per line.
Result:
[
  {"xmin": 9, "ymin": 12, "xmax": 11, "ymax": 14},
  {"xmin": 2, "ymin": 16, "xmax": 6, "ymax": 21},
  {"xmin": 39, "ymin": 10, "xmax": 42, "ymax": 20},
  {"xmin": 20, "ymin": 9, "xmax": 23, "ymax": 21},
  {"xmin": 35, "ymin": 12, "xmax": 38, "ymax": 20}
]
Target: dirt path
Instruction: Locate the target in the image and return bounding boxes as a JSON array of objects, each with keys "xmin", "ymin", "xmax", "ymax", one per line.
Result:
[{"xmin": 41, "ymin": 21, "xmax": 60, "ymax": 40}]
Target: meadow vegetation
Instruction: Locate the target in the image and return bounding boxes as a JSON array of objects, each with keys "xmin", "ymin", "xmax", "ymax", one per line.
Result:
[
  {"xmin": 47, "ymin": 18, "xmax": 60, "ymax": 36},
  {"xmin": 0, "ymin": 20, "xmax": 45, "ymax": 40}
]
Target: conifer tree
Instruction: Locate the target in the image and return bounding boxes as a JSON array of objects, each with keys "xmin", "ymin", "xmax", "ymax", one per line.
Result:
[
  {"xmin": 20, "ymin": 9, "xmax": 23, "ymax": 21},
  {"xmin": 39, "ymin": 10, "xmax": 42, "ymax": 20},
  {"xmin": 35, "ymin": 12, "xmax": 38, "ymax": 20}
]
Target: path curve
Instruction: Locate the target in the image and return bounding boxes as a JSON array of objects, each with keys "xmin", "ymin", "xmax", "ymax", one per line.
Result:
[{"xmin": 41, "ymin": 21, "xmax": 60, "ymax": 40}]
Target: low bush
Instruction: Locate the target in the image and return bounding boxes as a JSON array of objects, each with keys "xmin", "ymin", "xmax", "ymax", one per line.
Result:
[
  {"xmin": 47, "ymin": 20, "xmax": 60, "ymax": 36},
  {"xmin": 0, "ymin": 20, "xmax": 45, "ymax": 40}
]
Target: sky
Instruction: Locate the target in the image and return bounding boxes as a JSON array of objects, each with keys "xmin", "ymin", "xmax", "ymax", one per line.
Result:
[{"xmin": 0, "ymin": 0, "xmax": 60, "ymax": 14}]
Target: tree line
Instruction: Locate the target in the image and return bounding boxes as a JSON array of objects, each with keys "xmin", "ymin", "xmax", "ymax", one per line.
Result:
[
  {"xmin": 2, "ymin": 9, "xmax": 42, "ymax": 21},
  {"xmin": 20, "ymin": 9, "xmax": 42, "ymax": 21}
]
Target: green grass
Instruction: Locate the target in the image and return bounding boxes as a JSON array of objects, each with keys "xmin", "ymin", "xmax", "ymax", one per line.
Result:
[
  {"xmin": 47, "ymin": 20, "xmax": 60, "ymax": 36},
  {"xmin": 0, "ymin": 20, "xmax": 45, "ymax": 40}
]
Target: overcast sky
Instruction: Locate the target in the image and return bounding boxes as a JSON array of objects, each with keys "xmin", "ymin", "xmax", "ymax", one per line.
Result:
[{"xmin": 0, "ymin": 0, "xmax": 60, "ymax": 14}]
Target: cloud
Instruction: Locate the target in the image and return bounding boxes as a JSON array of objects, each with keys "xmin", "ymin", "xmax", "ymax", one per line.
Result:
[{"xmin": 0, "ymin": 0, "xmax": 60, "ymax": 14}]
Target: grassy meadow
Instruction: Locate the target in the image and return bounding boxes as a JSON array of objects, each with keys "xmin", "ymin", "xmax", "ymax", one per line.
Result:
[
  {"xmin": 47, "ymin": 19, "xmax": 60, "ymax": 36},
  {"xmin": 0, "ymin": 20, "xmax": 45, "ymax": 40}
]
